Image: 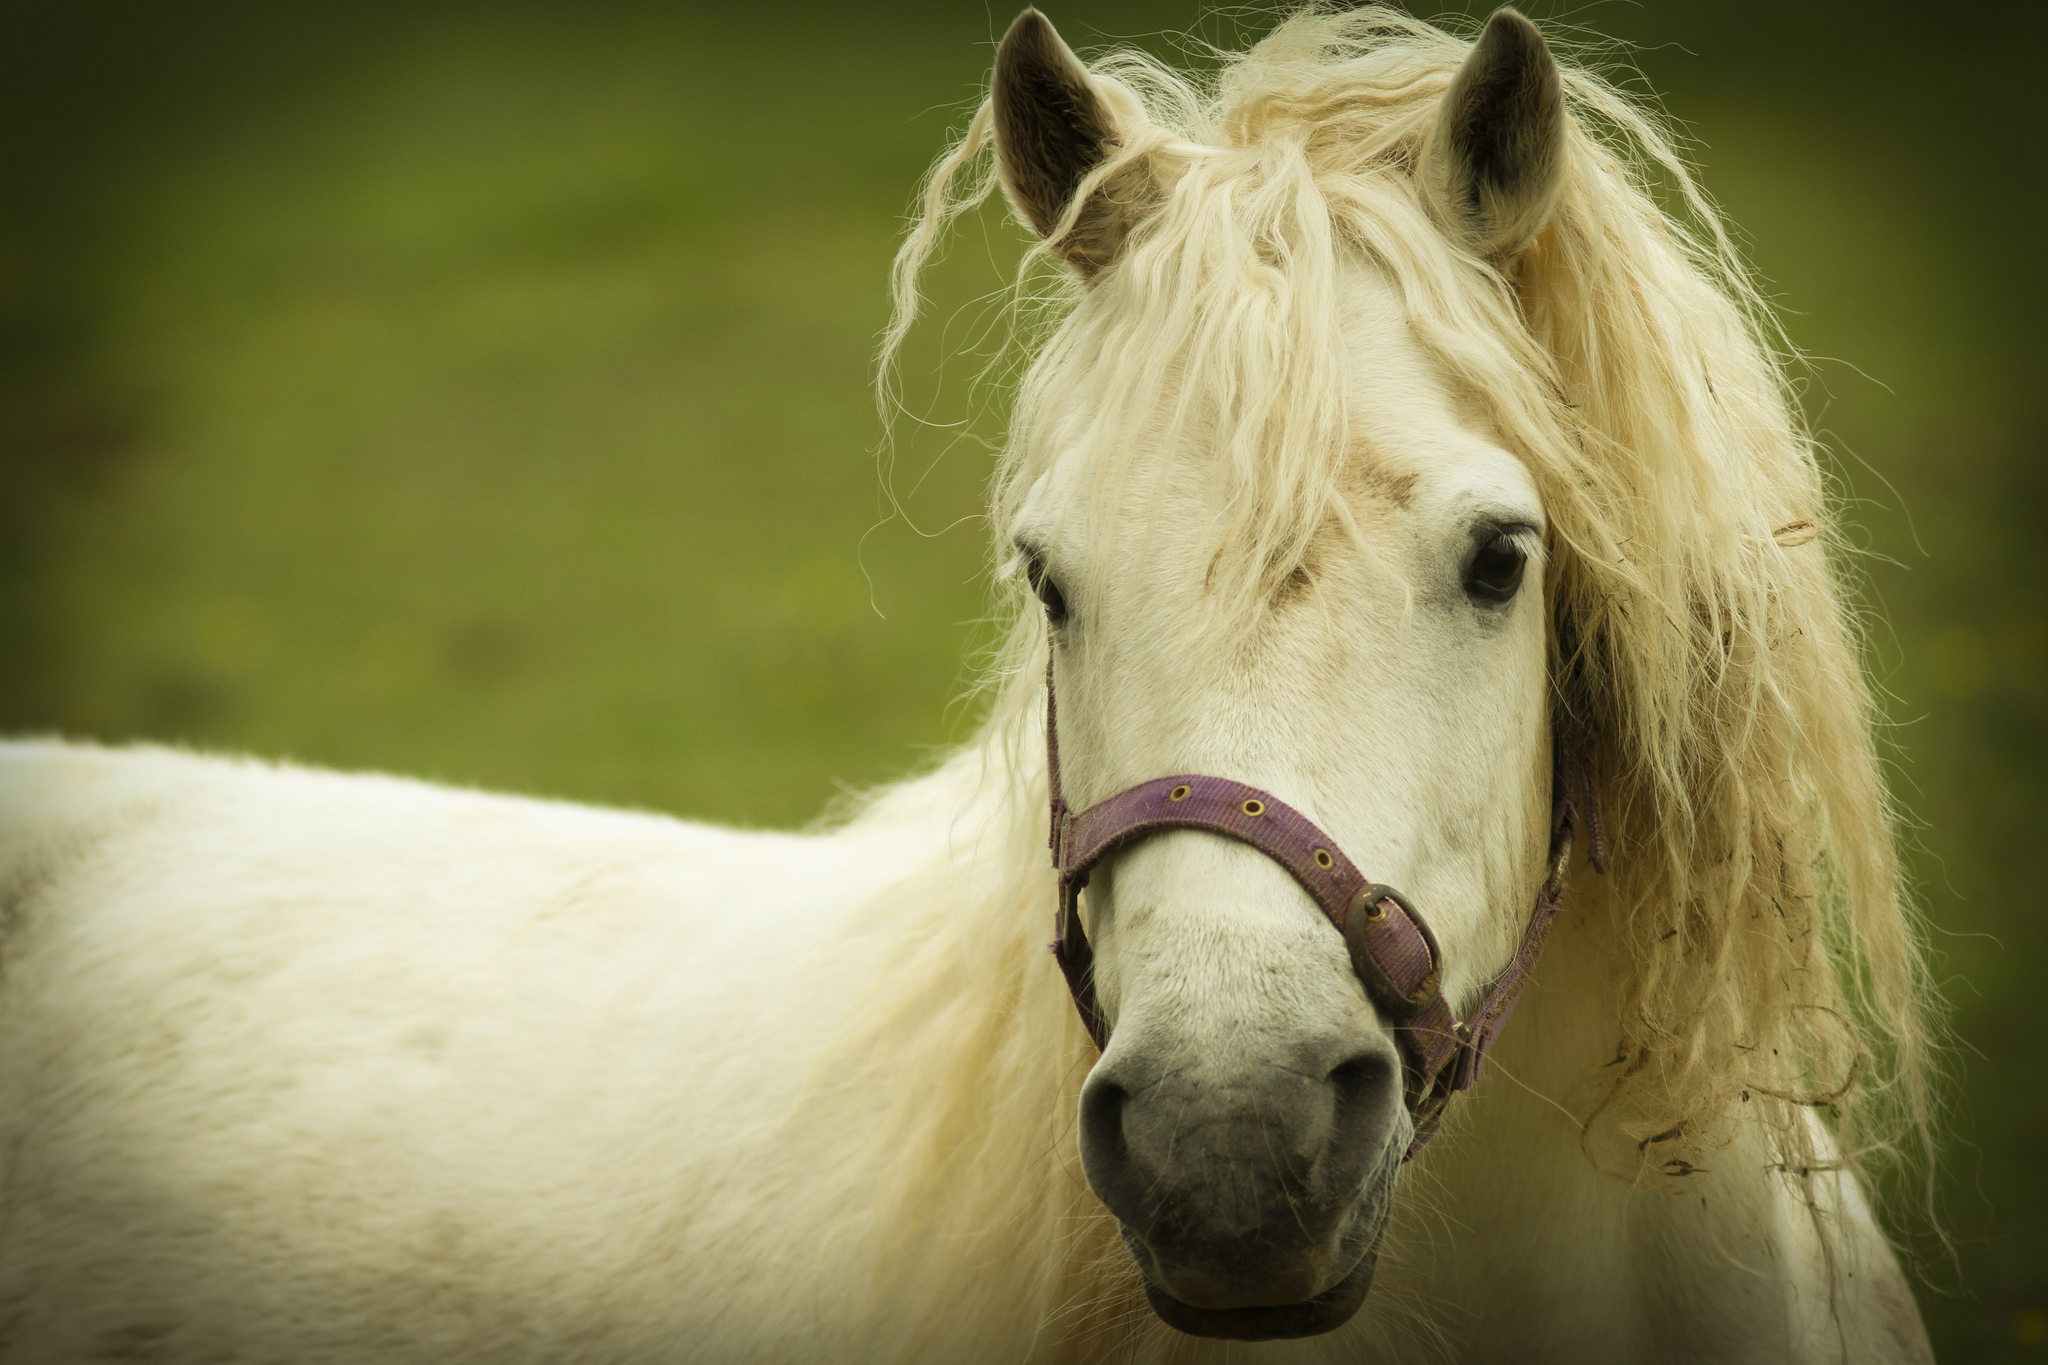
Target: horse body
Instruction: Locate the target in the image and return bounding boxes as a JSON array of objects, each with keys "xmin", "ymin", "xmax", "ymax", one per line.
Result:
[
  {"xmin": 0, "ymin": 4, "xmax": 1938, "ymax": 1360},
  {"xmin": 0, "ymin": 740, "xmax": 1921, "ymax": 1362},
  {"xmin": 0, "ymin": 741, "xmax": 911, "ymax": 1361}
]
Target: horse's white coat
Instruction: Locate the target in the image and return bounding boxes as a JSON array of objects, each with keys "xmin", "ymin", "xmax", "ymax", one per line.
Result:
[
  {"xmin": 0, "ymin": 9, "xmax": 1933, "ymax": 1362},
  {"xmin": 0, "ymin": 271, "xmax": 1925, "ymax": 1364},
  {"xmin": 0, "ymin": 738, "xmax": 1924, "ymax": 1362},
  {"xmin": 1032, "ymin": 270, "xmax": 1550, "ymax": 1045}
]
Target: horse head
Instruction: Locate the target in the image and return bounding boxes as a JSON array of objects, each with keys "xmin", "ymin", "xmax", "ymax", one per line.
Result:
[{"xmin": 991, "ymin": 7, "xmax": 1571, "ymax": 1340}]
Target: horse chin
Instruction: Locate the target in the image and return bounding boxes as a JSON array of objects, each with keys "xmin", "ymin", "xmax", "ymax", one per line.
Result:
[{"xmin": 1137, "ymin": 1231, "xmax": 1383, "ymax": 1342}]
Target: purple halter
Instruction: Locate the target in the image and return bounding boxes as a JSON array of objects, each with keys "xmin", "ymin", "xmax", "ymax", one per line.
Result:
[{"xmin": 1044, "ymin": 655, "xmax": 1605, "ymax": 1160}]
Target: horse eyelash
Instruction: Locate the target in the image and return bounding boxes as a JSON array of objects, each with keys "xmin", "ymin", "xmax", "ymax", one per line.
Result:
[{"xmin": 1498, "ymin": 525, "xmax": 1546, "ymax": 565}]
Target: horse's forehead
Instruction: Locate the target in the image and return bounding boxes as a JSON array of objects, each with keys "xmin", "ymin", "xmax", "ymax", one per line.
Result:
[
  {"xmin": 1023, "ymin": 258, "xmax": 1527, "ymax": 540},
  {"xmin": 1330, "ymin": 272, "xmax": 1535, "ymax": 516},
  {"xmin": 1334, "ymin": 270, "xmax": 1474, "ymax": 433}
]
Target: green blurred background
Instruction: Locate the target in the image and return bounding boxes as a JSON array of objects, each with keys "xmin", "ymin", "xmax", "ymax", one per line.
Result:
[{"xmin": 0, "ymin": 0, "xmax": 2039, "ymax": 1356}]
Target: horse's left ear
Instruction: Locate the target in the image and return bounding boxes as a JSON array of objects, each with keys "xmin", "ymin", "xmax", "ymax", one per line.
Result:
[
  {"xmin": 1418, "ymin": 9, "xmax": 1568, "ymax": 259},
  {"xmin": 993, "ymin": 9, "xmax": 1152, "ymax": 276}
]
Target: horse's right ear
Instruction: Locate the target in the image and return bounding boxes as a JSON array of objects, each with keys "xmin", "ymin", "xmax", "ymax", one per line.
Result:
[{"xmin": 993, "ymin": 10, "xmax": 1149, "ymax": 276}]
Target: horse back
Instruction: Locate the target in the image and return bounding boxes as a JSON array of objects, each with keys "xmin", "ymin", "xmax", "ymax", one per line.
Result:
[{"xmin": 0, "ymin": 739, "xmax": 897, "ymax": 1362}]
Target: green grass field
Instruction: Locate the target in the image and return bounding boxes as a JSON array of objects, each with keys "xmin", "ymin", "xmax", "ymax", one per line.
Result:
[{"xmin": 2, "ymin": 0, "xmax": 2043, "ymax": 1355}]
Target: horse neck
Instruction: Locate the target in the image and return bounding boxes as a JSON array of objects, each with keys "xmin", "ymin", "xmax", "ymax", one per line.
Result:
[
  {"xmin": 824, "ymin": 729, "xmax": 1141, "ymax": 1353},
  {"xmin": 1412, "ymin": 868, "xmax": 1748, "ymax": 1255}
]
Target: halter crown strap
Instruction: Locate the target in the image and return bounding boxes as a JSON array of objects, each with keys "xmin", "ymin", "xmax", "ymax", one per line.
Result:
[{"xmin": 1043, "ymin": 653, "xmax": 1601, "ymax": 1161}]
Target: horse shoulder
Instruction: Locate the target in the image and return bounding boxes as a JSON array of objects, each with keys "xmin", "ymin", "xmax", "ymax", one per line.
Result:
[
  {"xmin": 1777, "ymin": 1114, "xmax": 1935, "ymax": 1364},
  {"xmin": 1616, "ymin": 1106, "xmax": 1932, "ymax": 1365},
  {"xmin": 1393, "ymin": 895, "xmax": 1933, "ymax": 1365}
]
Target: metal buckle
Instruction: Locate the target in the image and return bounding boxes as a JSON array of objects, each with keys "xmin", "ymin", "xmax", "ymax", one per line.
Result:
[
  {"xmin": 1404, "ymin": 1020, "xmax": 1477, "ymax": 1113},
  {"xmin": 1342, "ymin": 883, "xmax": 1444, "ymax": 1019},
  {"xmin": 1542, "ymin": 822, "xmax": 1575, "ymax": 902}
]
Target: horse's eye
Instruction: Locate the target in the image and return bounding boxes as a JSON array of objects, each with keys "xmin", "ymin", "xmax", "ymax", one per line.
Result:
[
  {"xmin": 1467, "ymin": 534, "xmax": 1527, "ymax": 601},
  {"xmin": 1026, "ymin": 555, "xmax": 1068, "ymax": 625}
]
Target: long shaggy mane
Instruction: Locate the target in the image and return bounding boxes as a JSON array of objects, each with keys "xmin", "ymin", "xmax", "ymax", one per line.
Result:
[{"xmin": 846, "ymin": 4, "xmax": 1937, "ymax": 1345}]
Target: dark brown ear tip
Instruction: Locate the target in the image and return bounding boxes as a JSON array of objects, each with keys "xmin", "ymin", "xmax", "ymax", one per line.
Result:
[
  {"xmin": 1479, "ymin": 8, "xmax": 1552, "ymax": 59},
  {"xmin": 1000, "ymin": 9, "xmax": 1057, "ymax": 55},
  {"xmin": 1471, "ymin": 8, "xmax": 1561, "ymax": 106},
  {"xmin": 997, "ymin": 10, "xmax": 1077, "ymax": 89}
]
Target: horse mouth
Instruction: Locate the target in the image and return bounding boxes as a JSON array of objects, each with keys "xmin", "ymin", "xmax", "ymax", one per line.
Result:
[{"xmin": 1136, "ymin": 1231, "xmax": 1382, "ymax": 1341}]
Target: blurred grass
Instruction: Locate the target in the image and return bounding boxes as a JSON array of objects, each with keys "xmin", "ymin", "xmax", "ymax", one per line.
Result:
[
  {"xmin": 0, "ymin": 1, "xmax": 1036, "ymax": 818},
  {"xmin": 0, "ymin": 0, "xmax": 2043, "ymax": 1357}
]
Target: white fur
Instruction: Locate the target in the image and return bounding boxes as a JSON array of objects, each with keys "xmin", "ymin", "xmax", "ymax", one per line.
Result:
[
  {"xmin": 0, "ymin": 5, "xmax": 1933, "ymax": 1358},
  {"xmin": 1022, "ymin": 268, "xmax": 1547, "ymax": 1077},
  {"xmin": 0, "ymin": 743, "xmax": 1924, "ymax": 1361},
  {"xmin": 0, "ymin": 268, "xmax": 1924, "ymax": 1364}
]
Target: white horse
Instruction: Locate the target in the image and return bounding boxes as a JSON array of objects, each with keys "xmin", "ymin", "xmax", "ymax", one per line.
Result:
[{"xmin": 0, "ymin": 7, "xmax": 1937, "ymax": 1361}]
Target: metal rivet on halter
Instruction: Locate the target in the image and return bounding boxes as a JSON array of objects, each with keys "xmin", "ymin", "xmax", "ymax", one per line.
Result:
[
  {"xmin": 1313, "ymin": 848, "xmax": 1333, "ymax": 869},
  {"xmin": 1168, "ymin": 785, "xmax": 1190, "ymax": 802},
  {"xmin": 1241, "ymin": 798, "xmax": 1265, "ymax": 816}
]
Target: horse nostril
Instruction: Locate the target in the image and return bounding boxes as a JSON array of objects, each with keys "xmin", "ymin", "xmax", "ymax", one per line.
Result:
[
  {"xmin": 1079, "ymin": 1070, "xmax": 1154, "ymax": 1226},
  {"xmin": 1080, "ymin": 1073, "xmax": 1132, "ymax": 1167},
  {"xmin": 1326, "ymin": 1051, "xmax": 1395, "ymax": 1111}
]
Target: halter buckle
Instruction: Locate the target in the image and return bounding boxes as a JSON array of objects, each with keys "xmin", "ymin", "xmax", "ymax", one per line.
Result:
[
  {"xmin": 1341, "ymin": 883, "xmax": 1443, "ymax": 1019},
  {"xmin": 1542, "ymin": 822, "xmax": 1575, "ymax": 902}
]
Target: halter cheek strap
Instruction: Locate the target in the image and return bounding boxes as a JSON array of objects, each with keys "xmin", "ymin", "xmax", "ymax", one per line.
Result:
[{"xmin": 1043, "ymin": 654, "xmax": 1605, "ymax": 1161}]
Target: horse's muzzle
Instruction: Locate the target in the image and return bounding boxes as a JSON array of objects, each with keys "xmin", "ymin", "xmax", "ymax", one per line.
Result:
[
  {"xmin": 1078, "ymin": 1035, "xmax": 1405, "ymax": 1340},
  {"xmin": 1138, "ymin": 1232, "xmax": 1384, "ymax": 1341}
]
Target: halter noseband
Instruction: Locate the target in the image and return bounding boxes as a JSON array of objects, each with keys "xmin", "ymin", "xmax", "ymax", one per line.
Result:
[{"xmin": 1044, "ymin": 654, "xmax": 1604, "ymax": 1160}]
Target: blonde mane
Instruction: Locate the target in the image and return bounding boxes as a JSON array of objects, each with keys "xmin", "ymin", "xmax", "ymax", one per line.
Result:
[{"xmin": 844, "ymin": 3, "xmax": 1935, "ymax": 1345}]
